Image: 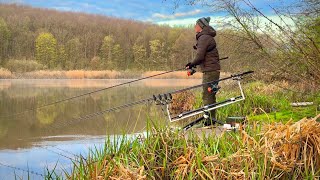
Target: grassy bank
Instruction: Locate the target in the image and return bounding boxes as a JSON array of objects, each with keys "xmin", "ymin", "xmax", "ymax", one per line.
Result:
[
  {"xmin": 215, "ymin": 81, "xmax": 319, "ymax": 123},
  {"xmin": 45, "ymin": 81, "xmax": 320, "ymax": 179},
  {"xmin": 0, "ymin": 69, "xmax": 203, "ymax": 79},
  {"xmin": 51, "ymin": 115, "xmax": 320, "ymax": 179},
  {"xmin": 171, "ymin": 80, "xmax": 319, "ymax": 126}
]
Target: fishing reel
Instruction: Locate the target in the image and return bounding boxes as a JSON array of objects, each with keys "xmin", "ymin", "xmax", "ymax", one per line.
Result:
[
  {"xmin": 187, "ymin": 68, "xmax": 196, "ymax": 76},
  {"xmin": 153, "ymin": 93, "xmax": 173, "ymax": 105},
  {"xmin": 207, "ymin": 82, "xmax": 220, "ymax": 94}
]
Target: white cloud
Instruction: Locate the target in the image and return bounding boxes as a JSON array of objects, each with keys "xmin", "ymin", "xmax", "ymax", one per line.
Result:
[
  {"xmin": 155, "ymin": 15, "xmax": 295, "ymax": 32},
  {"xmin": 0, "ymin": 0, "xmax": 23, "ymax": 3},
  {"xmin": 152, "ymin": 9, "xmax": 202, "ymax": 20},
  {"xmin": 52, "ymin": 2, "xmax": 115, "ymax": 15},
  {"xmin": 53, "ymin": 6, "xmax": 74, "ymax": 11},
  {"xmin": 155, "ymin": 17, "xmax": 198, "ymax": 26},
  {"xmin": 155, "ymin": 16, "xmax": 229, "ymax": 27}
]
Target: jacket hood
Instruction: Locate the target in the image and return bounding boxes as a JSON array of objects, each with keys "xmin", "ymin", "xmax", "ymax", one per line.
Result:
[{"xmin": 196, "ymin": 26, "xmax": 216, "ymax": 40}]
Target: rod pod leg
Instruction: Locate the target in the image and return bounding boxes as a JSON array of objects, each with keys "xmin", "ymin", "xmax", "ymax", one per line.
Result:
[{"xmin": 182, "ymin": 112, "xmax": 224, "ymax": 131}]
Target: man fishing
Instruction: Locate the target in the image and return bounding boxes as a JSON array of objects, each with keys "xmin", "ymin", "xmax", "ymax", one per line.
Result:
[{"xmin": 185, "ymin": 17, "xmax": 220, "ymax": 126}]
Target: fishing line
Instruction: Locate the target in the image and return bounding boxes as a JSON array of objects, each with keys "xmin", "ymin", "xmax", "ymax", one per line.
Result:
[
  {"xmin": 0, "ymin": 161, "xmax": 45, "ymax": 178},
  {"xmin": 1, "ymin": 68, "xmax": 184, "ymax": 118},
  {"xmin": 39, "ymin": 71, "xmax": 252, "ymax": 173},
  {"xmin": 46, "ymin": 71, "xmax": 252, "ymax": 131},
  {"xmin": 48, "ymin": 98, "xmax": 154, "ymax": 132},
  {"xmin": 2, "ymin": 57, "xmax": 229, "ymax": 119},
  {"xmin": 40, "ymin": 146, "xmax": 83, "ymax": 163},
  {"xmin": 1, "ymin": 146, "xmax": 82, "ymax": 177},
  {"xmin": 52, "ymin": 145, "xmax": 87, "ymax": 161}
]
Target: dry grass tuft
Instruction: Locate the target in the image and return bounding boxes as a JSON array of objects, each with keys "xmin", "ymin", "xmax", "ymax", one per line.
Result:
[
  {"xmin": 65, "ymin": 70, "xmax": 85, "ymax": 79},
  {"xmin": 261, "ymin": 114, "xmax": 320, "ymax": 172},
  {"xmin": 169, "ymin": 91, "xmax": 196, "ymax": 116},
  {"xmin": 0, "ymin": 68, "xmax": 12, "ymax": 79},
  {"xmin": 84, "ymin": 70, "xmax": 120, "ymax": 79},
  {"xmin": 23, "ymin": 70, "xmax": 64, "ymax": 79},
  {"xmin": 69, "ymin": 115, "xmax": 320, "ymax": 179},
  {"xmin": 108, "ymin": 164, "xmax": 146, "ymax": 180}
]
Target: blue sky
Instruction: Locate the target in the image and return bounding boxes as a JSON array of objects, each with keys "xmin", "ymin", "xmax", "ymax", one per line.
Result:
[{"xmin": 1, "ymin": 0, "xmax": 297, "ymax": 27}]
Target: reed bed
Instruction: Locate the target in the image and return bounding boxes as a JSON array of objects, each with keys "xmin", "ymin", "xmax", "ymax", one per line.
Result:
[
  {"xmin": 0, "ymin": 70, "xmax": 206, "ymax": 79},
  {"xmin": 17, "ymin": 70, "xmax": 123, "ymax": 79},
  {"xmin": 260, "ymin": 115, "xmax": 320, "ymax": 173},
  {"xmin": 22, "ymin": 70, "xmax": 66, "ymax": 79},
  {"xmin": 0, "ymin": 68, "xmax": 12, "ymax": 79},
  {"xmin": 63, "ymin": 115, "xmax": 320, "ymax": 179},
  {"xmin": 84, "ymin": 70, "xmax": 121, "ymax": 79}
]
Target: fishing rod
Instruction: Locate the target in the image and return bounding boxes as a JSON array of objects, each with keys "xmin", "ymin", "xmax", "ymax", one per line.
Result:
[
  {"xmin": 48, "ymin": 70, "xmax": 252, "ymax": 131},
  {"xmin": 169, "ymin": 75, "xmax": 246, "ymax": 122},
  {"xmin": 0, "ymin": 68, "xmax": 182, "ymax": 118},
  {"xmin": 1, "ymin": 57, "xmax": 229, "ymax": 119}
]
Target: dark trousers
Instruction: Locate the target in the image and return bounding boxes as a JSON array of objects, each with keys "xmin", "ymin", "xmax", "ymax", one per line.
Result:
[{"xmin": 202, "ymin": 71, "xmax": 220, "ymax": 125}]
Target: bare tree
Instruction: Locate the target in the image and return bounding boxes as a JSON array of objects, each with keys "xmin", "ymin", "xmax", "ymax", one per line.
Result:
[{"xmin": 170, "ymin": 0, "xmax": 320, "ymax": 87}]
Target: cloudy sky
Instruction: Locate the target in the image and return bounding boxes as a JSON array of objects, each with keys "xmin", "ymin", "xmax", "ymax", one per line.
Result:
[{"xmin": 1, "ymin": 0, "xmax": 297, "ymax": 27}]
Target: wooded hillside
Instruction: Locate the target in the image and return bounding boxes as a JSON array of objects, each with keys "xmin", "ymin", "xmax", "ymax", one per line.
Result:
[{"xmin": 0, "ymin": 4, "xmax": 196, "ymax": 71}]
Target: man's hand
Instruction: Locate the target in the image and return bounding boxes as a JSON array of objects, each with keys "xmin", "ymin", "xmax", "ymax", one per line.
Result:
[{"xmin": 185, "ymin": 62, "xmax": 194, "ymax": 69}]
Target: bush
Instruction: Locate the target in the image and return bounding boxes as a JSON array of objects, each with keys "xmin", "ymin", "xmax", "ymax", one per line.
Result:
[{"xmin": 4, "ymin": 59, "xmax": 46, "ymax": 72}]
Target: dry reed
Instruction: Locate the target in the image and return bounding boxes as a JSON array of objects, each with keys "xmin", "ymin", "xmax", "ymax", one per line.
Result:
[
  {"xmin": 23, "ymin": 70, "xmax": 64, "ymax": 79},
  {"xmin": 84, "ymin": 70, "xmax": 121, "ymax": 79},
  {"xmin": 169, "ymin": 91, "xmax": 196, "ymax": 116},
  {"xmin": 260, "ymin": 114, "xmax": 320, "ymax": 172},
  {"xmin": 3, "ymin": 70, "xmax": 205, "ymax": 79},
  {"xmin": 65, "ymin": 70, "xmax": 85, "ymax": 79},
  {"xmin": 79, "ymin": 115, "xmax": 320, "ymax": 179},
  {"xmin": 0, "ymin": 68, "xmax": 12, "ymax": 79}
]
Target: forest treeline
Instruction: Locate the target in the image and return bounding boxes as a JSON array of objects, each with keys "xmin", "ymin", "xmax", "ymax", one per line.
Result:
[
  {"xmin": 0, "ymin": 4, "xmax": 197, "ymax": 71},
  {"xmin": 0, "ymin": 4, "xmax": 270, "ymax": 74},
  {"xmin": 0, "ymin": 2, "xmax": 319, "ymax": 86}
]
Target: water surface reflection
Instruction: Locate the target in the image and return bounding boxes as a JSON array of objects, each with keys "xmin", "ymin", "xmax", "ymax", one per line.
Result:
[{"xmin": 0, "ymin": 79, "xmax": 200, "ymax": 179}]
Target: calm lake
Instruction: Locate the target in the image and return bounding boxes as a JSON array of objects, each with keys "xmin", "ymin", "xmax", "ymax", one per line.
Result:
[{"xmin": 0, "ymin": 79, "xmax": 201, "ymax": 179}]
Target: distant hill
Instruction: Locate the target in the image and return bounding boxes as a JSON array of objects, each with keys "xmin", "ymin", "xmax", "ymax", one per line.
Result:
[{"xmin": 0, "ymin": 4, "xmax": 194, "ymax": 71}]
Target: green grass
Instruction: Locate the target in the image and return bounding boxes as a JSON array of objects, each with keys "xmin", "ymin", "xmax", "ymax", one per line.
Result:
[
  {"xmin": 51, "ymin": 117, "xmax": 319, "ymax": 179},
  {"xmin": 212, "ymin": 81, "xmax": 319, "ymax": 123},
  {"xmin": 249, "ymin": 107, "xmax": 319, "ymax": 122},
  {"xmin": 47, "ymin": 81, "xmax": 320, "ymax": 179}
]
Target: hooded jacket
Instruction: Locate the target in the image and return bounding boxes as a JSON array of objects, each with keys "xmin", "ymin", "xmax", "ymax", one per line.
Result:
[{"xmin": 191, "ymin": 26, "xmax": 220, "ymax": 72}]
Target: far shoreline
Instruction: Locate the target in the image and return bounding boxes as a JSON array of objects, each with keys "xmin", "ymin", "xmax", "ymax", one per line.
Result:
[{"xmin": 0, "ymin": 70, "xmax": 204, "ymax": 79}]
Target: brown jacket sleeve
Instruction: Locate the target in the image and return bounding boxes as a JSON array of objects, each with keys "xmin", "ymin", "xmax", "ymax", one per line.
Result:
[{"xmin": 191, "ymin": 34, "xmax": 211, "ymax": 66}]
